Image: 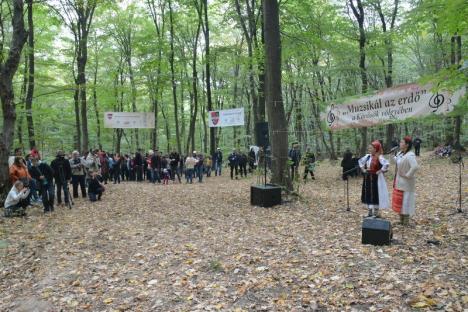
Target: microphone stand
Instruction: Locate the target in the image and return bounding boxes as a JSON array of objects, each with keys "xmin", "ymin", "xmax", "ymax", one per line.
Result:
[
  {"xmin": 338, "ymin": 166, "xmax": 360, "ymax": 213},
  {"xmin": 449, "ymin": 153, "xmax": 465, "ymax": 216}
]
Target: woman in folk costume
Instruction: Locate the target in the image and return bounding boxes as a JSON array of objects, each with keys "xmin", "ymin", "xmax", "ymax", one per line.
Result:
[
  {"xmin": 392, "ymin": 136, "xmax": 419, "ymax": 225},
  {"xmin": 359, "ymin": 140, "xmax": 390, "ymax": 218}
]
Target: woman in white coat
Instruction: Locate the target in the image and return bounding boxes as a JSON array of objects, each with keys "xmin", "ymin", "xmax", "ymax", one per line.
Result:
[
  {"xmin": 359, "ymin": 140, "xmax": 390, "ymax": 218},
  {"xmin": 392, "ymin": 136, "xmax": 419, "ymax": 225}
]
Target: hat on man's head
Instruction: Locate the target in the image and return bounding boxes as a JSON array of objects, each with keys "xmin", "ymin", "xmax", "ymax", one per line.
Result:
[{"xmin": 56, "ymin": 150, "xmax": 65, "ymax": 157}]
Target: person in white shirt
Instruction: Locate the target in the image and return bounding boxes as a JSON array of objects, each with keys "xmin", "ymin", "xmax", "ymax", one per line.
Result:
[
  {"xmin": 185, "ymin": 152, "xmax": 198, "ymax": 184},
  {"xmin": 392, "ymin": 136, "xmax": 419, "ymax": 225},
  {"xmin": 358, "ymin": 140, "xmax": 390, "ymax": 218},
  {"xmin": 4, "ymin": 181, "xmax": 30, "ymax": 217}
]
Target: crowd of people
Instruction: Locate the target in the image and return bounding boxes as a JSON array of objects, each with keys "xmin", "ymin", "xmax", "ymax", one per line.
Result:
[
  {"xmin": 3, "ymin": 146, "xmax": 265, "ymax": 217},
  {"xmin": 4, "ymin": 135, "xmax": 425, "ymax": 224}
]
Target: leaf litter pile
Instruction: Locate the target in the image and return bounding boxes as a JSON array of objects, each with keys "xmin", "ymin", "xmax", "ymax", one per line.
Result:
[{"xmin": 1, "ymin": 153, "xmax": 466, "ymax": 311}]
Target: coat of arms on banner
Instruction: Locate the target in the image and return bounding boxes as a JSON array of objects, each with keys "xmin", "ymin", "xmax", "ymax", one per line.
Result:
[
  {"xmin": 107, "ymin": 113, "xmax": 113, "ymax": 120},
  {"xmin": 211, "ymin": 111, "xmax": 220, "ymax": 125}
]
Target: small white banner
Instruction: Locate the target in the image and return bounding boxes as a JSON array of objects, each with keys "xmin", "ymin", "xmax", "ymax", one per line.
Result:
[
  {"xmin": 104, "ymin": 112, "xmax": 155, "ymax": 129},
  {"xmin": 323, "ymin": 83, "xmax": 466, "ymax": 130},
  {"xmin": 208, "ymin": 108, "xmax": 245, "ymax": 127}
]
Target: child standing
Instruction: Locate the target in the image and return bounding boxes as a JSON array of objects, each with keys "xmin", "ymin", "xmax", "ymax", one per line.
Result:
[{"xmin": 162, "ymin": 168, "xmax": 170, "ymax": 185}]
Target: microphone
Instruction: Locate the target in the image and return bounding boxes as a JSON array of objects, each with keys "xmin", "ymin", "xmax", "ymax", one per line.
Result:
[{"xmin": 387, "ymin": 146, "xmax": 399, "ymax": 154}]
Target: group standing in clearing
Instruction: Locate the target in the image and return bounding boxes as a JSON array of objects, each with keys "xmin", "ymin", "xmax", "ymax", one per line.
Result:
[{"xmin": 3, "ymin": 135, "xmax": 429, "ymax": 229}]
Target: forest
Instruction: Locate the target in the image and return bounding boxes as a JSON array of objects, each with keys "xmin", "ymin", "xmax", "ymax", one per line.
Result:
[
  {"xmin": 0, "ymin": 0, "xmax": 466, "ymax": 157},
  {"xmin": 1, "ymin": 1, "xmax": 467, "ymax": 310}
]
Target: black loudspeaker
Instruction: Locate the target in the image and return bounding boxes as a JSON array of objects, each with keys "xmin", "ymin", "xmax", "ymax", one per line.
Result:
[
  {"xmin": 251, "ymin": 184, "xmax": 281, "ymax": 207},
  {"xmin": 362, "ymin": 218, "xmax": 392, "ymax": 246},
  {"xmin": 255, "ymin": 122, "xmax": 270, "ymax": 148}
]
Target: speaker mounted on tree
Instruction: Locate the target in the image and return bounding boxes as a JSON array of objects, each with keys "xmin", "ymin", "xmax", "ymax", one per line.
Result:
[{"xmin": 255, "ymin": 122, "xmax": 270, "ymax": 148}]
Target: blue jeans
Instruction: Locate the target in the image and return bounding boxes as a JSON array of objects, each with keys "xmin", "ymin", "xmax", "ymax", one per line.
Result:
[
  {"xmin": 196, "ymin": 166, "xmax": 204, "ymax": 182},
  {"xmin": 89, "ymin": 188, "xmax": 103, "ymax": 202},
  {"xmin": 215, "ymin": 162, "xmax": 222, "ymax": 176},
  {"xmin": 30, "ymin": 178, "xmax": 39, "ymax": 200},
  {"xmin": 41, "ymin": 183, "xmax": 55, "ymax": 212},
  {"xmin": 152, "ymin": 169, "xmax": 161, "ymax": 183},
  {"xmin": 4, "ymin": 200, "xmax": 28, "ymax": 217},
  {"xmin": 185, "ymin": 169, "xmax": 194, "ymax": 183},
  {"xmin": 55, "ymin": 181, "xmax": 70, "ymax": 204}
]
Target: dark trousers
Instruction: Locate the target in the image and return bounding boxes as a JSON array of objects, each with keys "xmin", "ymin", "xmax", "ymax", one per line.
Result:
[
  {"xmin": 230, "ymin": 165, "xmax": 238, "ymax": 179},
  {"xmin": 135, "ymin": 166, "xmax": 143, "ymax": 181},
  {"xmin": 171, "ymin": 166, "xmax": 181, "ymax": 182},
  {"xmin": 89, "ymin": 188, "xmax": 103, "ymax": 202},
  {"xmin": 196, "ymin": 166, "xmax": 204, "ymax": 182},
  {"xmin": 291, "ymin": 165, "xmax": 299, "ymax": 180},
  {"xmin": 304, "ymin": 167, "xmax": 315, "ymax": 180},
  {"xmin": 239, "ymin": 164, "xmax": 247, "ymax": 177},
  {"xmin": 41, "ymin": 183, "xmax": 55, "ymax": 212},
  {"xmin": 72, "ymin": 175, "xmax": 87, "ymax": 198},
  {"xmin": 113, "ymin": 170, "xmax": 121, "ymax": 184},
  {"xmin": 415, "ymin": 145, "xmax": 421, "ymax": 156},
  {"xmin": 4, "ymin": 200, "xmax": 29, "ymax": 217},
  {"xmin": 56, "ymin": 181, "xmax": 70, "ymax": 204}
]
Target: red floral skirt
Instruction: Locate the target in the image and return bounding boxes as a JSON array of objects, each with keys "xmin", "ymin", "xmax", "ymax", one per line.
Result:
[{"xmin": 392, "ymin": 189, "xmax": 404, "ymax": 214}]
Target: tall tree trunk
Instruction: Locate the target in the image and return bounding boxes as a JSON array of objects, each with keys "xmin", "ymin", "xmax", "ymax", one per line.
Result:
[
  {"xmin": 25, "ymin": 0, "xmax": 36, "ymax": 149},
  {"xmin": 186, "ymin": 18, "xmax": 201, "ymax": 155},
  {"xmin": 257, "ymin": 0, "xmax": 266, "ymax": 122},
  {"xmin": 17, "ymin": 54, "xmax": 28, "ymax": 146},
  {"xmin": 127, "ymin": 58, "xmax": 139, "ymax": 149},
  {"xmin": 452, "ymin": 34, "xmax": 462, "ymax": 146},
  {"xmin": 0, "ymin": 0, "xmax": 28, "ymax": 201},
  {"xmin": 92, "ymin": 54, "xmax": 101, "ymax": 150},
  {"xmin": 203, "ymin": 0, "xmax": 215, "ymax": 155},
  {"xmin": 78, "ymin": 39, "xmax": 89, "ymax": 152},
  {"xmin": 373, "ymin": 0, "xmax": 399, "ymax": 151},
  {"xmin": 349, "ymin": 0, "xmax": 368, "ymax": 155},
  {"xmin": 73, "ymin": 83, "xmax": 81, "ymax": 150},
  {"xmin": 263, "ymin": 0, "xmax": 291, "ymax": 189},
  {"xmin": 169, "ymin": 0, "xmax": 181, "ymax": 153}
]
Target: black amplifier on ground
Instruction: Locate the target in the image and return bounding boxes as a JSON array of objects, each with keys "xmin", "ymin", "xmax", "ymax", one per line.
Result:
[
  {"xmin": 250, "ymin": 184, "xmax": 282, "ymax": 207},
  {"xmin": 362, "ymin": 217, "xmax": 392, "ymax": 246}
]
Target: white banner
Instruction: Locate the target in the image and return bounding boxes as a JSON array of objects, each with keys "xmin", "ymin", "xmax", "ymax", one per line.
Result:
[
  {"xmin": 208, "ymin": 108, "xmax": 245, "ymax": 127},
  {"xmin": 323, "ymin": 83, "xmax": 466, "ymax": 130},
  {"xmin": 104, "ymin": 112, "xmax": 155, "ymax": 129}
]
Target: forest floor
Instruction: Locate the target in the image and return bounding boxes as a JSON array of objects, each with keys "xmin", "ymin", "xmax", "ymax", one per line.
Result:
[{"xmin": 0, "ymin": 152, "xmax": 467, "ymax": 312}]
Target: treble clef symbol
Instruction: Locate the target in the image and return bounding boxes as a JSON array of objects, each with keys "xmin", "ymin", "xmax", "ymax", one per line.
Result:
[
  {"xmin": 429, "ymin": 93, "xmax": 445, "ymax": 112},
  {"xmin": 327, "ymin": 105, "xmax": 336, "ymax": 126}
]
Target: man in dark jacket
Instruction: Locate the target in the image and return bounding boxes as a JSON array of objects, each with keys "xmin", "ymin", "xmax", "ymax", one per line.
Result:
[
  {"xmin": 70, "ymin": 151, "xmax": 87, "ymax": 198},
  {"xmin": 288, "ymin": 143, "xmax": 302, "ymax": 180},
  {"xmin": 51, "ymin": 150, "xmax": 72, "ymax": 206},
  {"xmin": 228, "ymin": 150, "xmax": 239, "ymax": 180},
  {"xmin": 134, "ymin": 149, "xmax": 144, "ymax": 182},
  {"xmin": 169, "ymin": 150, "xmax": 181, "ymax": 182},
  {"xmin": 151, "ymin": 151, "xmax": 162, "ymax": 183},
  {"xmin": 213, "ymin": 148, "xmax": 223, "ymax": 176},
  {"xmin": 413, "ymin": 137, "xmax": 422, "ymax": 156},
  {"xmin": 30, "ymin": 157, "xmax": 55, "ymax": 213},
  {"xmin": 238, "ymin": 152, "xmax": 248, "ymax": 177}
]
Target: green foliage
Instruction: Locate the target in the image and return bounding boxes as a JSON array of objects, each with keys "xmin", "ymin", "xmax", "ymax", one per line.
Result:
[{"xmin": 1, "ymin": 0, "xmax": 466, "ymax": 157}]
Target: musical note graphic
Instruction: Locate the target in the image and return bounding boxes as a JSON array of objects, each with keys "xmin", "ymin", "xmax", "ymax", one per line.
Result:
[
  {"xmin": 429, "ymin": 93, "xmax": 444, "ymax": 112},
  {"xmin": 327, "ymin": 105, "xmax": 336, "ymax": 126}
]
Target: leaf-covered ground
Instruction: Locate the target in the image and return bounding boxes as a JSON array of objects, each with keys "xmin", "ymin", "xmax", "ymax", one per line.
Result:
[{"xmin": 1, "ymin": 153, "xmax": 467, "ymax": 311}]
